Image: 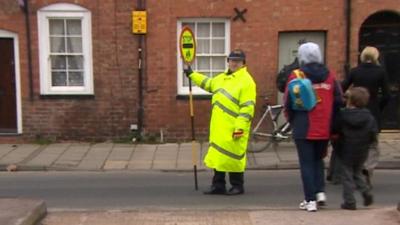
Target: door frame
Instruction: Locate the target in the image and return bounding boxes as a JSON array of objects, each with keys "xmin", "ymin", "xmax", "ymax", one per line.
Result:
[{"xmin": 0, "ymin": 30, "xmax": 22, "ymax": 134}]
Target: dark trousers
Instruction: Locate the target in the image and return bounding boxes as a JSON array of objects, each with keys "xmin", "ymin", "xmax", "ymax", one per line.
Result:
[
  {"xmin": 295, "ymin": 139, "xmax": 328, "ymax": 201},
  {"xmin": 212, "ymin": 170, "xmax": 244, "ymax": 190},
  {"xmin": 339, "ymin": 158, "xmax": 371, "ymax": 204},
  {"xmin": 327, "ymin": 142, "xmax": 342, "ymax": 183}
]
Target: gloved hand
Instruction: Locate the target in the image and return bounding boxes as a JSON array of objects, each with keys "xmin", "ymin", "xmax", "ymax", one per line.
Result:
[
  {"xmin": 183, "ymin": 64, "xmax": 193, "ymax": 77},
  {"xmin": 232, "ymin": 129, "xmax": 244, "ymax": 139}
]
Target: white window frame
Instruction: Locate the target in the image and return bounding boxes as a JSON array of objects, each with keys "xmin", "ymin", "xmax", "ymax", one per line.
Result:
[
  {"xmin": 177, "ymin": 18, "xmax": 230, "ymax": 95},
  {"xmin": 38, "ymin": 3, "xmax": 93, "ymax": 95}
]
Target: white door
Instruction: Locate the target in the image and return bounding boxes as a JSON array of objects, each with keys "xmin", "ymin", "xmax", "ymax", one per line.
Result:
[{"xmin": 277, "ymin": 32, "xmax": 326, "ymax": 104}]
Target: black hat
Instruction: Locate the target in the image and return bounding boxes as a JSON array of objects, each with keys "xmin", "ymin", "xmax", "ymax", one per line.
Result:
[{"xmin": 227, "ymin": 49, "xmax": 246, "ymax": 61}]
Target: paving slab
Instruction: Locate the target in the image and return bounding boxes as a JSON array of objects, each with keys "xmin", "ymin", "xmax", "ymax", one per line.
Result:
[
  {"xmin": 103, "ymin": 144, "xmax": 135, "ymax": 170},
  {"xmin": 152, "ymin": 143, "xmax": 178, "ymax": 170},
  {"xmin": 0, "ymin": 145, "xmax": 41, "ymax": 165},
  {"xmin": 77, "ymin": 143, "xmax": 113, "ymax": 170},
  {"xmin": 107, "ymin": 144, "xmax": 135, "ymax": 161},
  {"xmin": 26, "ymin": 143, "xmax": 71, "ymax": 167},
  {"xmin": 177, "ymin": 143, "xmax": 202, "ymax": 170},
  {"xmin": 0, "ymin": 198, "xmax": 46, "ymax": 225},
  {"xmin": 103, "ymin": 161, "xmax": 129, "ymax": 170},
  {"xmin": 0, "ymin": 144, "xmax": 17, "ymax": 159},
  {"xmin": 52, "ymin": 144, "xmax": 91, "ymax": 168},
  {"xmin": 127, "ymin": 145, "xmax": 156, "ymax": 170}
]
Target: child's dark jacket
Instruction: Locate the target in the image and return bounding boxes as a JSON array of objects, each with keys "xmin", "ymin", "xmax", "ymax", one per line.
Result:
[{"xmin": 333, "ymin": 108, "xmax": 378, "ymax": 166}]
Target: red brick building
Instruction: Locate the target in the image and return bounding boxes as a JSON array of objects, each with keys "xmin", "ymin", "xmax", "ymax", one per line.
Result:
[{"xmin": 0, "ymin": 0, "xmax": 399, "ymax": 142}]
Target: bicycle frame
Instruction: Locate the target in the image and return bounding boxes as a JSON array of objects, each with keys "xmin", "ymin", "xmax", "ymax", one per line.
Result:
[
  {"xmin": 253, "ymin": 105, "xmax": 289, "ymax": 137},
  {"xmin": 248, "ymin": 100, "xmax": 292, "ymax": 152}
]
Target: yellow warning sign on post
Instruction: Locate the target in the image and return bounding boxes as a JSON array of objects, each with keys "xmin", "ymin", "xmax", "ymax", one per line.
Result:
[
  {"xmin": 179, "ymin": 26, "xmax": 196, "ymax": 64},
  {"xmin": 132, "ymin": 11, "xmax": 147, "ymax": 34}
]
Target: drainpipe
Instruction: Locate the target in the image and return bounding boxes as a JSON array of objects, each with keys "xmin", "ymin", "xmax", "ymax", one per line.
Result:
[
  {"xmin": 344, "ymin": 0, "xmax": 352, "ymax": 78},
  {"xmin": 136, "ymin": 0, "xmax": 146, "ymax": 140},
  {"xmin": 20, "ymin": 0, "xmax": 34, "ymax": 101}
]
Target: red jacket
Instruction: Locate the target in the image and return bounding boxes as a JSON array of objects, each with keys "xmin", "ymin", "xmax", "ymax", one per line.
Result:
[{"xmin": 284, "ymin": 63, "xmax": 342, "ymax": 140}]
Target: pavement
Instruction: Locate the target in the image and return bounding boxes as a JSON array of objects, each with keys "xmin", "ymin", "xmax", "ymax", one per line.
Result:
[
  {"xmin": 0, "ymin": 138, "xmax": 399, "ymax": 225},
  {"xmin": 0, "ymin": 139, "xmax": 400, "ymax": 172}
]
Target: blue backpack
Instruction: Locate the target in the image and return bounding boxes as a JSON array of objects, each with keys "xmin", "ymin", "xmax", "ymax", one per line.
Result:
[{"xmin": 288, "ymin": 70, "xmax": 317, "ymax": 111}]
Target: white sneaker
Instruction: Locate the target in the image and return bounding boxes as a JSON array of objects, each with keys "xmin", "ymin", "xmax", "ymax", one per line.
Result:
[
  {"xmin": 306, "ymin": 201, "xmax": 317, "ymax": 212},
  {"xmin": 316, "ymin": 192, "xmax": 327, "ymax": 206},
  {"xmin": 299, "ymin": 200, "xmax": 307, "ymax": 210},
  {"xmin": 299, "ymin": 200, "xmax": 317, "ymax": 212}
]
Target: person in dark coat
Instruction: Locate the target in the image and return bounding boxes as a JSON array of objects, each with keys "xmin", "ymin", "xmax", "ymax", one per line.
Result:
[
  {"xmin": 341, "ymin": 46, "xmax": 390, "ymax": 186},
  {"xmin": 333, "ymin": 87, "xmax": 378, "ymax": 210},
  {"xmin": 276, "ymin": 58, "xmax": 300, "ymax": 93}
]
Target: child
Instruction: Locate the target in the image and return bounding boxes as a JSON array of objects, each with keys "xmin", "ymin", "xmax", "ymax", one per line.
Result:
[{"xmin": 334, "ymin": 87, "xmax": 378, "ymax": 210}]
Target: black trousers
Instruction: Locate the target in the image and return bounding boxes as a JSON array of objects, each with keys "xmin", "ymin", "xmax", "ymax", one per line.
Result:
[{"xmin": 212, "ymin": 170, "xmax": 244, "ymax": 190}]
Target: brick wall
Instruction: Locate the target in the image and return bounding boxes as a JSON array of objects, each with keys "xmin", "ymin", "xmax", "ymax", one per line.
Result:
[{"xmin": 0, "ymin": 0, "xmax": 139, "ymax": 142}]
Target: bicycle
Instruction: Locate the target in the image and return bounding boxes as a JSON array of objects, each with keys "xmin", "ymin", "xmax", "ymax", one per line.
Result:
[{"xmin": 248, "ymin": 97, "xmax": 292, "ymax": 153}]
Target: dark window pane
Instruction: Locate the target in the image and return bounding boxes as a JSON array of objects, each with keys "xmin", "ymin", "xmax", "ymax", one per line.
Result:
[
  {"xmin": 51, "ymin": 56, "xmax": 67, "ymax": 70},
  {"xmin": 52, "ymin": 72, "xmax": 67, "ymax": 86},
  {"xmin": 212, "ymin": 56, "xmax": 226, "ymax": 70},
  {"xmin": 197, "ymin": 57, "xmax": 210, "ymax": 70},
  {"xmin": 50, "ymin": 37, "xmax": 65, "ymax": 53},
  {"xmin": 197, "ymin": 40, "xmax": 210, "ymax": 54},
  {"xmin": 67, "ymin": 19, "xmax": 82, "ymax": 35},
  {"xmin": 49, "ymin": 19, "xmax": 64, "ymax": 35},
  {"xmin": 67, "ymin": 56, "xmax": 84, "ymax": 69},
  {"xmin": 66, "ymin": 37, "xmax": 82, "ymax": 53},
  {"xmin": 197, "ymin": 23, "xmax": 210, "ymax": 37},
  {"xmin": 211, "ymin": 40, "xmax": 225, "ymax": 53},
  {"xmin": 69, "ymin": 72, "xmax": 84, "ymax": 86},
  {"xmin": 212, "ymin": 23, "xmax": 225, "ymax": 37}
]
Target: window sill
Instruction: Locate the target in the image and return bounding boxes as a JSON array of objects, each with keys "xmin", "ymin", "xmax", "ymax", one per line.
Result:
[
  {"xmin": 176, "ymin": 95, "xmax": 211, "ymax": 100},
  {"xmin": 40, "ymin": 94, "xmax": 95, "ymax": 100}
]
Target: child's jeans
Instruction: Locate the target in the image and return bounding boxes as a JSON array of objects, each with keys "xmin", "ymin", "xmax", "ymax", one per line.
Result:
[{"xmin": 339, "ymin": 158, "xmax": 371, "ymax": 204}]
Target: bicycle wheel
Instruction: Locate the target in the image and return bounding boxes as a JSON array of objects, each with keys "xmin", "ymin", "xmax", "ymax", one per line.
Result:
[
  {"xmin": 247, "ymin": 132, "xmax": 275, "ymax": 153},
  {"xmin": 247, "ymin": 116, "xmax": 276, "ymax": 153}
]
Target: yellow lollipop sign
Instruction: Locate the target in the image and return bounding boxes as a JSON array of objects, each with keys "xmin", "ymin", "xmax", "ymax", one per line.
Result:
[
  {"xmin": 179, "ymin": 26, "xmax": 196, "ymax": 64},
  {"xmin": 179, "ymin": 26, "xmax": 198, "ymax": 191}
]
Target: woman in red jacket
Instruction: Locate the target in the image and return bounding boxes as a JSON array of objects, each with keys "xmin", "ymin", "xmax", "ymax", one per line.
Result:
[{"xmin": 284, "ymin": 42, "xmax": 343, "ymax": 212}]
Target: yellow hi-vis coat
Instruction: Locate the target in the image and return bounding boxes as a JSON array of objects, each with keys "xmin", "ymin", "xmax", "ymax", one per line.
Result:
[{"xmin": 189, "ymin": 66, "xmax": 256, "ymax": 172}]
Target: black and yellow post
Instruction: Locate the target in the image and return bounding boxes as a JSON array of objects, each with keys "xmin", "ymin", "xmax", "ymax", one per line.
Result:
[{"xmin": 179, "ymin": 27, "xmax": 198, "ymax": 190}]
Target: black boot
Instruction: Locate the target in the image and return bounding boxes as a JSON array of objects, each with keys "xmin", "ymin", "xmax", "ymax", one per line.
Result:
[
  {"xmin": 226, "ymin": 186, "xmax": 244, "ymax": 195},
  {"xmin": 227, "ymin": 172, "xmax": 244, "ymax": 195},
  {"xmin": 362, "ymin": 192, "xmax": 374, "ymax": 206},
  {"xmin": 203, "ymin": 186, "xmax": 226, "ymax": 195},
  {"xmin": 341, "ymin": 202, "xmax": 356, "ymax": 210}
]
